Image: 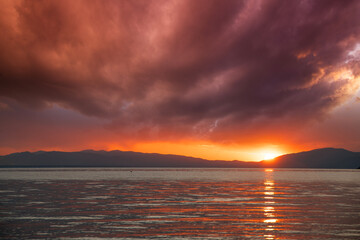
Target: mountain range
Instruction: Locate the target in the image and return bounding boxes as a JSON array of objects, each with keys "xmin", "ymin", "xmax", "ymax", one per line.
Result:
[{"xmin": 0, "ymin": 148, "xmax": 359, "ymax": 169}]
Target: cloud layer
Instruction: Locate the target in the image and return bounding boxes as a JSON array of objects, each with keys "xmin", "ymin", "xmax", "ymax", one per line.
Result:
[{"xmin": 1, "ymin": 0, "xmax": 359, "ymax": 150}]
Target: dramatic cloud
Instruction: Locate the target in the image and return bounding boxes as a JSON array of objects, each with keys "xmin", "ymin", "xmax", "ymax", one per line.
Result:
[{"xmin": 0, "ymin": 0, "xmax": 359, "ymax": 157}]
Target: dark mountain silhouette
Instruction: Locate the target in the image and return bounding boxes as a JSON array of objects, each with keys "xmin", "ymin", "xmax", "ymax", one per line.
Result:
[
  {"xmin": 0, "ymin": 148, "xmax": 359, "ymax": 168},
  {"xmin": 0, "ymin": 150, "xmax": 258, "ymax": 168},
  {"xmin": 261, "ymin": 148, "xmax": 360, "ymax": 169}
]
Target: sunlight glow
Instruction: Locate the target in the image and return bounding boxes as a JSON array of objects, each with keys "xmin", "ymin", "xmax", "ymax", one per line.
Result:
[
  {"xmin": 109, "ymin": 142, "xmax": 287, "ymax": 162},
  {"xmin": 262, "ymin": 152, "xmax": 280, "ymax": 160}
]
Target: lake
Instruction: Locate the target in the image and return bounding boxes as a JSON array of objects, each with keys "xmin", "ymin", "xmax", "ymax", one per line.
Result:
[{"xmin": 0, "ymin": 168, "xmax": 359, "ymax": 239}]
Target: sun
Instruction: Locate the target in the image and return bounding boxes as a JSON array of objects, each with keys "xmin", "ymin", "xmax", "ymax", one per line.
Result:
[
  {"xmin": 263, "ymin": 152, "xmax": 278, "ymax": 160},
  {"xmin": 260, "ymin": 151, "xmax": 282, "ymax": 161}
]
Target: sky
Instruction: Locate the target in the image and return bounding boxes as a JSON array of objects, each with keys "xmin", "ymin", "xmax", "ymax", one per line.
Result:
[{"xmin": 0, "ymin": 0, "xmax": 360, "ymax": 161}]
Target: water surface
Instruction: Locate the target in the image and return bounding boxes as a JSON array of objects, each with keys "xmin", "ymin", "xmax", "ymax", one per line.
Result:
[{"xmin": 0, "ymin": 168, "xmax": 359, "ymax": 239}]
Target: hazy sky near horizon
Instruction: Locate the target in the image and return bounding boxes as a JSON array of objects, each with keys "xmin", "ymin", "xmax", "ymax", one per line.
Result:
[{"xmin": 0, "ymin": 0, "xmax": 359, "ymax": 161}]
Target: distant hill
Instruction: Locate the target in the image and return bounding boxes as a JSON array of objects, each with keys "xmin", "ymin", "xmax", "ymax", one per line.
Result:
[
  {"xmin": 0, "ymin": 148, "xmax": 359, "ymax": 168},
  {"xmin": 261, "ymin": 148, "xmax": 360, "ymax": 169},
  {"xmin": 0, "ymin": 150, "xmax": 257, "ymax": 168}
]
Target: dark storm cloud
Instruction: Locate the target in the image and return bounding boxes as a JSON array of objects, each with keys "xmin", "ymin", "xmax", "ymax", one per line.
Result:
[{"xmin": 0, "ymin": 0, "xmax": 359, "ymax": 137}]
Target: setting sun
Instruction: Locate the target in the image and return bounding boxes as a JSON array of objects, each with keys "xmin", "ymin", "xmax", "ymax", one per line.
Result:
[{"xmin": 261, "ymin": 151, "xmax": 282, "ymax": 161}]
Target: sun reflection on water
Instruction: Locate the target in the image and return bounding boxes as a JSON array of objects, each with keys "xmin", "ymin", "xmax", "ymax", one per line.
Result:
[
  {"xmin": 264, "ymin": 234, "xmax": 275, "ymax": 240},
  {"xmin": 263, "ymin": 169, "xmax": 277, "ymax": 239}
]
